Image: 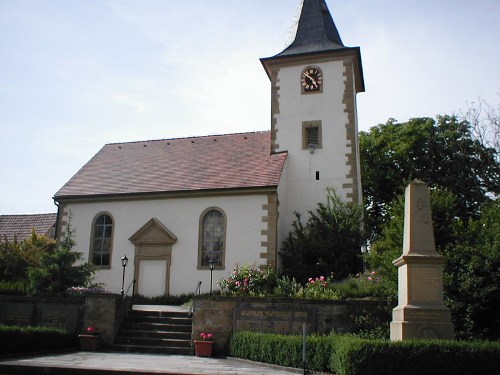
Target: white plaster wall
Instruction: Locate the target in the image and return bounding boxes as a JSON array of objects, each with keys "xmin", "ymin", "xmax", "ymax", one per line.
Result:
[
  {"xmin": 62, "ymin": 193, "xmax": 268, "ymax": 295},
  {"xmin": 275, "ymin": 59, "xmax": 355, "ymax": 248}
]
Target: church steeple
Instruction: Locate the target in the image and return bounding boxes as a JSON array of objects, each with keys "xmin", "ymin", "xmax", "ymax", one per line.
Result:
[
  {"xmin": 278, "ymin": 0, "xmax": 344, "ymax": 57},
  {"xmin": 260, "ymin": 0, "xmax": 365, "ymax": 260}
]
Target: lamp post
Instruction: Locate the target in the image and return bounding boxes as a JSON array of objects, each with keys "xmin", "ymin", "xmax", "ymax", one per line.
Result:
[
  {"xmin": 121, "ymin": 255, "xmax": 129, "ymax": 296},
  {"xmin": 208, "ymin": 258, "xmax": 216, "ymax": 296}
]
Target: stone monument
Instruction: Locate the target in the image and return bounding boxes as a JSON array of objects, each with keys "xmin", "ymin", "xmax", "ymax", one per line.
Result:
[{"xmin": 390, "ymin": 180, "xmax": 454, "ymax": 340}]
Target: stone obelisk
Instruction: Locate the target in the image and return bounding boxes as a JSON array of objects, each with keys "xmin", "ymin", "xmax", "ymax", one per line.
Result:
[{"xmin": 390, "ymin": 180, "xmax": 454, "ymax": 340}]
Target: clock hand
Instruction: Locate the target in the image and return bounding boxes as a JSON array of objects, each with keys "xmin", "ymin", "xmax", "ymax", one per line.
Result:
[{"xmin": 303, "ymin": 72, "xmax": 317, "ymax": 86}]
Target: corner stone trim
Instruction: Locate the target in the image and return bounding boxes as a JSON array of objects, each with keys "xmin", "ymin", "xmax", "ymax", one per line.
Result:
[
  {"xmin": 270, "ymin": 68, "xmax": 281, "ymax": 154},
  {"xmin": 342, "ymin": 59, "xmax": 360, "ymax": 203},
  {"xmin": 260, "ymin": 193, "xmax": 278, "ymax": 266}
]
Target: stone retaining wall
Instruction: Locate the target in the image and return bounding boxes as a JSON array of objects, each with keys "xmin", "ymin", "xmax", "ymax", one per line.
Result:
[
  {"xmin": 192, "ymin": 296, "xmax": 388, "ymax": 355},
  {"xmin": 0, "ymin": 294, "xmax": 126, "ymax": 345}
]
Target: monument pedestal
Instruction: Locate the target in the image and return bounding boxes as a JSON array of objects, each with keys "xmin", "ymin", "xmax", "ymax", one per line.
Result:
[
  {"xmin": 391, "ymin": 256, "xmax": 454, "ymax": 340},
  {"xmin": 390, "ymin": 180, "xmax": 454, "ymax": 340}
]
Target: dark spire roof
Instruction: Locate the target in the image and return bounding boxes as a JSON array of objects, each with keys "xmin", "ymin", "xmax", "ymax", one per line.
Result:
[{"xmin": 277, "ymin": 0, "xmax": 344, "ymax": 57}]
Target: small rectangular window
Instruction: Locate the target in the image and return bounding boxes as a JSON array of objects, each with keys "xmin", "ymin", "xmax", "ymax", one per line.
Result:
[{"xmin": 302, "ymin": 121, "xmax": 322, "ymax": 150}]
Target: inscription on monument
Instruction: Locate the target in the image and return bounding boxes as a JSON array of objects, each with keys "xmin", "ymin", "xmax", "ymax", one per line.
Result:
[
  {"xmin": 409, "ymin": 266, "xmax": 442, "ymax": 302},
  {"xmin": 234, "ymin": 303, "xmax": 315, "ymax": 334}
]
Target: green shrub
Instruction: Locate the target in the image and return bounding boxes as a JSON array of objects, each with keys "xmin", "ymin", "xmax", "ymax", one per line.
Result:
[
  {"xmin": 0, "ymin": 280, "xmax": 27, "ymax": 295},
  {"xmin": 0, "ymin": 325, "xmax": 77, "ymax": 355},
  {"xmin": 230, "ymin": 331, "xmax": 302, "ymax": 368},
  {"xmin": 331, "ymin": 337, "xmax": 500, "ymax": 375},
  {"xmin": 230, "ymin": 331, "xmax": 500, "ymax": 375}
]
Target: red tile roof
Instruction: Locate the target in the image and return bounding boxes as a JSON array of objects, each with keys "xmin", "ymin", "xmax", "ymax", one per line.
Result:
[
  {"xmin": 55, "ymin": 131, "xmax": 287, "ymax": 199},
  {"xmin": 0, "ymin": 213, "xmax": 57, "ymax": 242}
]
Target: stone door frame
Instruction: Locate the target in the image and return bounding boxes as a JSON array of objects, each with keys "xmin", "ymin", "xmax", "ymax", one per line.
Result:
[{"xmin": 129, "ymin": 218, "xmax": 177, "ymax": 296}]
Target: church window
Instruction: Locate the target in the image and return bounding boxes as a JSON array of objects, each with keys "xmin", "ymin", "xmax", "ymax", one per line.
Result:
[
  {"xmin": 198, "ymin": 208, "xmax": 226, "ymax": 268},
  {"xmin": 302, "ymin": 120, "xmax": 323, "ymax": 150},
  {"xmin": 90, "ymin": 213, "xmax": 114, "ymax": 267}
]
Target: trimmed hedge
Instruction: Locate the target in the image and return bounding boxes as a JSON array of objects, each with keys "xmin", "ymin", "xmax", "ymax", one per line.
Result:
[
  {"xmin": 230, "ymin": 331, "xmax": 500, "ymax": 375},
  {"xmin": 0, "ymin": 325, "xmax": 77, "ymax": 355}
]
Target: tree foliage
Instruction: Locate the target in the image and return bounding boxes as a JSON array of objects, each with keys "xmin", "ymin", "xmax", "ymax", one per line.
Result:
[
  {"xmin": 280, "ymin": 188, "xmax": 364, "ymax": 283},
  {"xmin": 362, "ymin": 113, "xmax": 500, "ymax": 340},
  {"xmin": 26, "ymin": 223, "xmax": 96, "ymax": 296},
  {"xmin": 360, "ymin": 115, "xmax": 499, "ymax": 240},
  {"xmin": 0, "ymin": 230, "xmax": 56, "ymax": 282},
  {"xmin": 442, "ymin": 200, "xmax": 500, "ymax": 340}
]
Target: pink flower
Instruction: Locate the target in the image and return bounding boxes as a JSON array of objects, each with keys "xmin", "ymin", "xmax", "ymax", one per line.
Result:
[
  {"xmin": 309, "ymin": 279, "xmax": 315, "ymax": 284},
  {"xmin": 322, "ymin": 283, "xmax": 327, "ymax": 287},
  {"xmin": 367, "ymin": 277, "xmax": 373, "ymax": 281},
  {"xmin": 371, "ymin": 271, "xmax": 376, "ymax": 275},
  {"xmin": 319, "ymin": 276, "xmax": 325, "ymax": 281},
  {"xmin": 308, "ymin": 278, "xmax": 313, "ymax": 282},
  {"xmin": 199, "ymin": 332, "xmax": 214, "ymax": 341}
]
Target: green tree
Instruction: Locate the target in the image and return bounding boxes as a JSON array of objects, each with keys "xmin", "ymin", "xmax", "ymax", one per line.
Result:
[
  {"xmin": 360, "ymin": 116, "xmax": 499, "ymax": 240},
  {"xmin": 280, "ymin": 188, "xmax": 364, "ymax": 283},
  {"xmin": 442, "ymin": 200, "xmax": 500, "ymax": 340},
  {"xmin": 27, "ymin": 224, "xmax": 96, "ymax": 296},
  {"xmin": 0, "ymin": 230, "xmax": 56, "ymax": 282}
]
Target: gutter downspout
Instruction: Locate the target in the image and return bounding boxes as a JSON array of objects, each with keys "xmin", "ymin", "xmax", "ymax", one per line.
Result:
[{"xmin": 53, "ymin": 199, "xmax": 60, "ymax": 240}]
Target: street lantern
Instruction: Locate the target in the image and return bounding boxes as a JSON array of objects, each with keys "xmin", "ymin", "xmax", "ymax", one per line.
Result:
[
  {"xmin": 208, "ymin": 258, "xmax": 216, "ymax": 296},
  {"xmin": 121, "ymin": 255, "xmax": 129, "ymax": 296}
]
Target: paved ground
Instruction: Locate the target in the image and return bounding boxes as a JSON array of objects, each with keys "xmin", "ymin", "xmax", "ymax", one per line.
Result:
[{"xmin": 0, "ymin": 352, "xmax": 304, "ymax": 375}]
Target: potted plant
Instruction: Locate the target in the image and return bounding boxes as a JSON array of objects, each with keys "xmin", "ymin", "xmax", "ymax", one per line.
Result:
[
  {"xmin": 194, "ymin": 332, "xmax": 214, "ymax": 357},
  {"xmin": 78, "ymin": 326, "xmax": 102, "ymax": 351}
]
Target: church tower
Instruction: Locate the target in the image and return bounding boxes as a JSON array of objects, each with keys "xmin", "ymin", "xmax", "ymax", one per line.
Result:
[{"xmin": 261, "ymin": 0, "xmax": 365, "ymax": 255}]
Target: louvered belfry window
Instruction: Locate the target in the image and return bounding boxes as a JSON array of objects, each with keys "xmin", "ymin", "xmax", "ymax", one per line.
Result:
[
  {"xmin": 302, "ymin": 120, "xmax": 322, "ymax": 149},
  {"xmin": 306, "ymin": 126, "xmax": 319, "ymax": 146}
]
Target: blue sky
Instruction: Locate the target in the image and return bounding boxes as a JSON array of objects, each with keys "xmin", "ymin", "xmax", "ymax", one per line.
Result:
[{"xmin": 1, "ymin": 0, "xmax": 499, "ymax": 214}]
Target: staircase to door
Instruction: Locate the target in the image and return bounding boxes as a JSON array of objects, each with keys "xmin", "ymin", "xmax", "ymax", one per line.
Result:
[{"xmin": 112, "ymin": 307, "xmax": 194, "ymax": 355}]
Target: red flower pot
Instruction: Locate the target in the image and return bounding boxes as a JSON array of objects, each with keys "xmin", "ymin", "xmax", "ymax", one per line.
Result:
[
  {"xmin": 194, "ymin": 340, "xmax": 214, "ymax": 357},
  {"xmin": 79, "ymin": 334, "xmax": 102, "ymax": 351}
]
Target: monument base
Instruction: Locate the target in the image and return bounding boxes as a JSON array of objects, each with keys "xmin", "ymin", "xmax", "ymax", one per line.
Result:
[{"xmin": 391, "ymin": 305, "xmax": 454, "ymax": 340}]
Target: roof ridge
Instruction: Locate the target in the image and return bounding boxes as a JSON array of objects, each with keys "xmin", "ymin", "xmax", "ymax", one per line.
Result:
[
  {"xmin": 105, "ymin": 130, "xmax": 271, "ymax": 146},
  {"xmin": 0, "ymin": 213, "xmax": 56, "ymax": 218}
]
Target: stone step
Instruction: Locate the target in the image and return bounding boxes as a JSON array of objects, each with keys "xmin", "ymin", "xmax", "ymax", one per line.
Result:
[
  {"xmin": 113, "ymin": 306, "xmax": 194, "ymax": 355},
  {"xmin": 109, "ymin": 343, "xmax": 194, "ymax": 355},
  {"xmin": 121, "ymin": 321, "xmax": 192, "ymax": 332},
  {"xmin": 118, "ymin": 329, "xmax": 191, "ymax": 340},
  {"xmin": 126, "ymin": 315, "xmax": 192, "ymax": 325},
  {"xmin": 115, "ymin": 336, "xmax": 192, "ymax": 348},
  {"xmin": 129, "ymin": 310, "xmax": 191, "ymax": 318}
]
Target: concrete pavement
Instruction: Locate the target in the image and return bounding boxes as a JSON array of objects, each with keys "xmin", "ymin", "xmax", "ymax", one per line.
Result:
[{"xmin": 0, "ymin": 352, "xmax": 303, "ymax": 375}]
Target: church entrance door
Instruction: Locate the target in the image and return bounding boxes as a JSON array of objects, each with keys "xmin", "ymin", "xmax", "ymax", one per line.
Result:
[{"xmin": 129, "ymin": 218, "xmax": 177, "ymax": 297}]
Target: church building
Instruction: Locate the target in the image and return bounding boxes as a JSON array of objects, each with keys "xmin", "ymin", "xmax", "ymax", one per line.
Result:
[{"xmin": 53, "ymin": 0, "xmax": 364, "ymax": 296}]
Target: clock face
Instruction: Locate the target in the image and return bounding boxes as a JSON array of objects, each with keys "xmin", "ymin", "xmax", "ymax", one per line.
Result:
[{"xmin": 301, "ymin": 67, "xmax": 323, "ymax": 92}]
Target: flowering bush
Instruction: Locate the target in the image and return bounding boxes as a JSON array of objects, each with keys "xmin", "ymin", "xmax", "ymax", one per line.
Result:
[
  {"xmin": 218, "ymin": 265, "xmax": 277, "ymax": 296},
  {"xmin": 82, "ymin": 326, "xmax": 99, "ymax": 336},
  {"xmin": 218, "ymin": 266, "xmax": 390, "ymax": 300},
  {"xmin": 298, "ymin": 274, "xmax": 341, "ymax": 299},
  {"xmin": 198, "ymin": 332, "xmax": 214, "ymax": 341},
  {"xmin": 356, "ymin": 271, "xmax": 381, "ymax": 283}
]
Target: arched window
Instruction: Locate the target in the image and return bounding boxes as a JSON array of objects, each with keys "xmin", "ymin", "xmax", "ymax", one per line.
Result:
[
  {"xmin": 90, "ymin": 214, "xmax": 113, "ymax": 266},
  {"xmin": 199, "ymin": 208, "xmax": 226, "ymax": 268}
]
